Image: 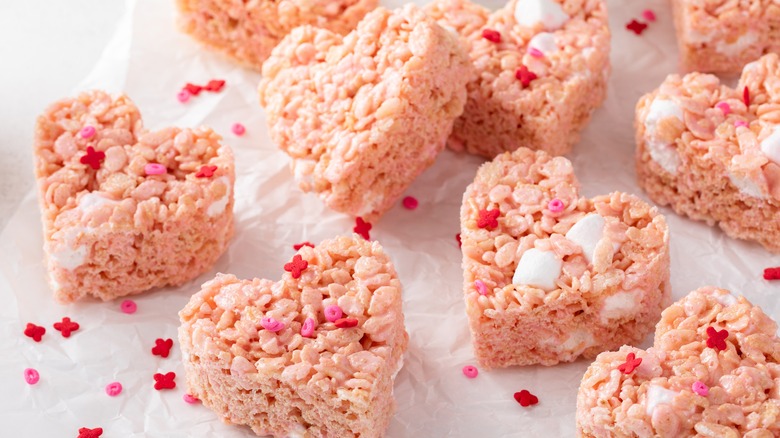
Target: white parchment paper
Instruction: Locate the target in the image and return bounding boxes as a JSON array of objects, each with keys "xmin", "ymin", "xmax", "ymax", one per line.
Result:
[{"xmin": 2, "ymin": 0, "xmax": 780, "ymax": 436}]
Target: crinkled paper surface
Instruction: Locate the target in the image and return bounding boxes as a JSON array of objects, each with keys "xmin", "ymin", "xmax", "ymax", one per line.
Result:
[{"xmin": 2, "ymin": 0, "xmax": 780, "ymax": 436}]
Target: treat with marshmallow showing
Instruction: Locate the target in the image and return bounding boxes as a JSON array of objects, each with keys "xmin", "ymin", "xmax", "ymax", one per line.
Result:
[
  {"xmin": 460, "ymin": 148, "xmax": 670, "ymax": 368},
  {"xmin": 672, "ymin": 0, "xmax": 780, "ymax": 74},
  {"xmin": 636, "ymin": 54, "xmax": 780, "ymax": 252},
  {"xmin": 424, "ymin": 0, "xmax": 611, "ymax": 158},
  {"xmin": 577, "ymin": 287, "xmax": 780, "ymax": 437},
  {"xmin": 34, "ymin": 90, "xmax": 235, "ymax": 303}
]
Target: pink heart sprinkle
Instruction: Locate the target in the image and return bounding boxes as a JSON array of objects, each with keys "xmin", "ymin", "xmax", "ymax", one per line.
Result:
[
  {"xmin": 105, "ymin": 382, "xmax": 123, "ymax": 397},
  {"xmin": 547, "ymin": 198, "xmax": 565, "ymax": 213},
  {"xmin": 474, "ymin": 280, "xmax": 488, "ymax": 296},
  {"xmin": 231, "ymin": 123, "xmax": 246, "ymax": 136},
  {"xmin": 642, "ymin": 9, "xmax": 656, "ymax": 22},
  {"xmin": 79, "ymin": 126, "xmax": 96, "ymax": 139},
  {"xmin": 177, "ymin": 90, "xmax": 191, "ymax": 103},
  {"xmin": 183, "ymin": 394, "xmax": 200, "ymax": 404},
  {"xmin": 301, "ymin": 317, "xmax": 316, "ymax": 338},
  {"xmin": 692, "ymin": 380, "xmax": 708, "ymax": 396},
  {"xmin": 24, "ymin": 368, "xmax": 40, "ymax": 385},
  {"xmin": 144, "ymin": 163, "xmax": 167, "ymax": 176},
  {"xmin": 715, "ymin": 102, "xmax": 731, "ymax": 116},
  {"xmin": 402, "ymin": 196, "xmax": 419, "ymax": 210},
  {"xmin": 261, "ymin": 317, "xmax": 284, "ymax": 332},
  {"xmin": 528, "ymin": 47, "xmax": 544, "ymax": 58},
  {"xmin": 735, "ymin": 120, "xmax": 748, "ymax": 128},
  {"xmin": 120, "ymin": 299, "xmax": 137, "ymax": 314},
  {"xmin": 462, "ymin": 365, "xmax": 479, "ymax": 378},
  {"xmin": 324, "ymin": 305, "xmax": 343, "ymax": 322}
]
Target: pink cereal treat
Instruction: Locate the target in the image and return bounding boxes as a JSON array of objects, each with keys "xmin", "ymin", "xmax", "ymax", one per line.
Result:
[
  {"xmin": 258, "ymin": 5, "xmax": 471, "ymax": 221},
  {"xmin": 672, "ymin": 0, "xmax": 780, "ymax": 74},
  {"xmin": 34, "ymin": 90, "xmax": 235, "ymax": 303},
  {"xmin": 636, "ymin": 54, "xmax": 780, "ymax": 252},
  {"xmin": 460, "ymin": 148, "xmax": 670, "ymax": 368},
  {"xmin": 178, "ymin": 236, "xmax": 408, "ymax": 437},
  {"xmin": 175, "ymin": 0, "xmax": 377, "ymax": 70},
  {"xmin": 424, "ymin": 0, "xmax": 611, "ymax": 158},
  {"xmin": 577, "ymin": 287, "xmax": 780, "ymax": 436}
]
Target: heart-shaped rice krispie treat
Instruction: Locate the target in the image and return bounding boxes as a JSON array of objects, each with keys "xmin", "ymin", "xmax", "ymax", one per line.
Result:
[
  {"xmin": 176, "ymin": 0, "xmax": 378, "ymax": 69},
  {"xmin": 636, "ymin": 53, "xmax": 780, "ymax": 252},
  {"xmin": 672, "ymin": 0, "xmax": 780, "ymax": 74},
  {"xmin": 425, "ymin": 0, "xmax": 611, "ymax": 158},
  {"xmin": 577, "ymin": 287, "xmax": 780, "ymax": 437},
  {"xmin": 461, "ymin": 148, "xmax": 670, "ymax": 368},
  {"xmin": 179, "ymin": 235, "xmax": 407, "ymax": 437},
  {"xmin": 258, "ymin": 5, "xmax": 471, "ymax": 221},
  {"xmin": 34, "ymin": 90, "xmax": 235, "ymax": 303}
]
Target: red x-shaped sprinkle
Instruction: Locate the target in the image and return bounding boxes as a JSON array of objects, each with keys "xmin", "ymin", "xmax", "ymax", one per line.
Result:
[
  {"xmin": 284, "ymin": 254, "xmax": 308, "ymax": 279},
  {"xmin": 626, "ymin": 19, "xmax": 648, "ymax": 35},
  {"xmin": 744, "ymin": 86, "xmax": 751, "ymax": 107},
  {"xmin": 456, "ymin": 233, "xmax": 462, "ymax": 248},
  {"xmin": 334, "ymin": 318, "xmax": 359, "ymax": 328},
  {"xmin": 196, "ymin": 165, "xmax": 217, "ymax": 178},
  {"xmin": 78, "ymin": 427, "xmax": 103, "ymax": 438},
  {"xmin": 24, "ymin": 323, "xmax": 46, "ymax": 342},
  {"xmin": 514, "ymin": 389, "xmax": 539, "ymax": 407},
  {"xmin": 154, "ymin": 372, "xmax": 176, "ymax": 390},
  {"xmin": 53, "ymin": 317, "xmax": 80, "ymax": 338},
  {"xmin": 293, "ymin": 241, "xmax": 315, "ymax": 251},
  {"xmin": 764, "ymin": 267, "xmax": 780, "ymax": 280},
  {"xmin": 204, "ymin": 79, "xmax": 226, "ymax": 92},
  {"xmin": 515, "ymin": 65, "xmax": 538, "ymax": 88},
  {"xmin": 477, "ymin": 209, "xmax": 500, "ymax": 230},
  {"xmin": 152, "ymin": 338, "xmax": 173, "ymax": 358},
  {"xmin": 80, "ymin": 146, "xmax": 105, "ymax": 170},
  {"xmin": 482, "ymin": 28, "xmax": 501, "ymax": 43},
  {"xmin": 354, "ymin": 217, "xmax": 372, "ymax": 240},
  {"xmin": 183, "ymin": 83, "xmax": 203, "ymax": 96},
  {"xmin": 617, "ymin": 352, "xmax": 642, "ymax": 374},
  {"xmin": 706, "ymin": 327, "xmax": 729, "ymax": 351}
]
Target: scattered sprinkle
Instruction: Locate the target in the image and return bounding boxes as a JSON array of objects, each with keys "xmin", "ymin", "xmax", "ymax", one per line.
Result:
[
  {"xmin": 183, "ymin": 394, "xmax": 200, "ymax": 404},
  {"xmin": 735, "ymin": 120, "xmax": 749, "ymax": 128},
  {"xmin": 177, "ymin": 90, "xmax": 191, "ymax": 103},
  {"xmin": 24, "ymin": 368, "xmax": 40, "ymax": 385},
  {"xmin": 77, "ymin": 427, "xmax": 103, "ymax": 438},
  {"xmin": 204, "ymin": 79, "xmax": 226, "ymax": 92},
  {"xmin": 105, "ymin": 382, "xmax": 123, "ymax": 397},
  {"xmin": 715, "ymin": 102, "xmax": 731, "ymax": 116},
  {"xmin": 462, "ymin": 365, "xmax": 479, "ymax": 378},
  {"xmin": 152, "ymin": 338, "xmax": 174, "ymax": 358},
  {"xmin": 231, "ymin": 123, "xmax": 246, "ymax": 136},
  {"xmin": 706, "ymin": 327, "xmax": 729, "ymax": 351},
  {"xmin": 184, "ymin": 83, "xmax": 203, "ymax": 96},
  {"xmin": 456, "ymin": 233, "xmax": 462, "ymax": 248},
  {"xmin": 195, "ymin": 165, "xmax": 217, "ymax": 178},
  {"xmin": 79, "ymin": 126, "xmax": 96, "ymax": 139},
  {"xmin": 482, "ymin": 28, "xmax": 501, "ymax": 43},
  {"xmin": 293, "ymin": 242, "xmax": 315, "ymax": 251},
  {"xmin": 617, "ymin": 352, "xmax": 642, "ymax": 374},
  {"xmin": 402, "ymin": 196, "xmax": 419, "ymax": 210},
  {"xmin": 626, "ymin": 19, "xmax": 648, "ymax": 35},
  {"xmin": 354, "ymin": 217, "xmax": 372, "ymax": 240},
  {"xmin": 153, "ymin": 372, "xmax": 176, "ymax": 390},
  {"xmin": 261, "ymin": 317, "xmax": 285, "ymax": 332},
  {"xmin": 80, "ymin": 146, "xmax": 106, "ymax": 170},
  {"xmin": 301, "ymin": 317, "xmax": 316, "ymax": 338},
  {"xmin": 765, "ymin": 267, "xmax": 780, "ymax": 280},
  {"xmin": 120, "ymin": 299, "xmax": 137, "ymax": 314},
  {"xmin": 515, "ymin": 65, "xmax": 538, "ymax": 88},
  {"xmin": 144, "ymin": 163, "xmax": 167, "ymax": 176},
  {"xmin": 642, "ymin": 9, "xmax": 656, "ymax": 22},
  {"xmin": 744, "ymin": 86, "xmax": 751, "ymax": 107},
  {"xmin": 528, "ymin": 47, "xmax": 544, "ymax": 58},
  {"xmin": 284, "ymin": 254, "xmax": 309, "ymax": 279},
  {"xmin": 547, "ymin": 198, "xmax": 565, "ymax": 213},
  {"xmin": 53, "ymin": 317, "xmax": 80, "ymax": 338},
  {"xmin": 477, "ymin": 209, "xmax": 500, "ymax": 230},
  {"xmin": 474, "ymin": 280, "xmax": 488, "ymax": 296},
  {"xmin": 514, "ymin": 389, "xmax": 539, "ymax": 407},
  {"xmin": 324, "ymin": 305, "xmax": 343, "ymax": 322},
  {"xmin": 24, "ymin": 323, "xmax": 45, "ymax": 342},
  {"xmin": 692, "ymin": 381, "xmax": 708, "ymax": 397},
  {"xmin": 334, "ymin": 318, "xmax": 359, "ymax": 329}
]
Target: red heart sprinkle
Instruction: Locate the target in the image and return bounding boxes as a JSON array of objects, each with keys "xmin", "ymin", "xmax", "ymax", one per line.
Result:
[
  {"xmin": 513, "ymin": 389, "xmax": 539, "ymax": 407},
  {"xmin": 617, "ymin": 352, "xmax": 642, "ymax": 374},
  {"xmin": 515, "ymin": 65, "xmax": 538, "ymax": 88},
  {"xmin": 284, "ymin": 254, "xmax": 308, "ymax": 279},
  {"xmin": 152, "ymin": 338, "xmax": 174, "ymax": 358},
  {"xmin": 184, "ymin": 83, "xmax": 203, "ymax": 96},
  {"xmin": 24, "ymin": 323, "xmax": 46, "ymax": 342},
  {"xmin": 354, "ymin": 217, "xmax": 372, "ymax": 240},
  {"xmin": 744, "ymin": 86, "xmax": 751, "ymax": 107},
  {"xmin": 153, "ymin": 372, "xmax": 176, "ymax": 390},
  {"xmin": 293, "ymin": 241, "xmax": 315, "ymax": 251},
  {"xmin": 204, "ymin": 79, "xmax": 226, "ymax": 92},
  {"xmin": 334, "ymin": 318, "xmax": 359, "ymax": 328},
  {"xmin": 80, "ymin": 146, "xmax": 106, "ymax": 170},
  {"xmin": 626, "ymin": 19, "xmax": 648, "ymax": 35},
  {"xmin": 456, "ymin": 233, "xmax": 462, "ymax": 247},
  {"xmin": 764, "ymin": 267, "xmax": 780, "ymax": 280},
  {"xmin": 195, "ymin": 165, "xmax": 217, "ymax": 178},
  {"xmin": 78, "ymin": 427, "xmax": 103, "ymax": 438},
  {"xmin": 477, "ymin": 209, "xmax": 500, "ymax": 230},
  {"xmin": 482, "ymin": 28, "xmax": 501, "ymax": 43},
  {"xmin": 706, "ymin": 327, "xmax": 728, "ymax": 351},
  {"xmin": 53, "ymin": 317, "xmax": 80, "ymax": 338}
]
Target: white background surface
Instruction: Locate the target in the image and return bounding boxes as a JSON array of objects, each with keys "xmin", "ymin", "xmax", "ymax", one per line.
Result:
[{"xmin": 2, "ymin": 0, "xmax": 780, "ymax": 437}]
